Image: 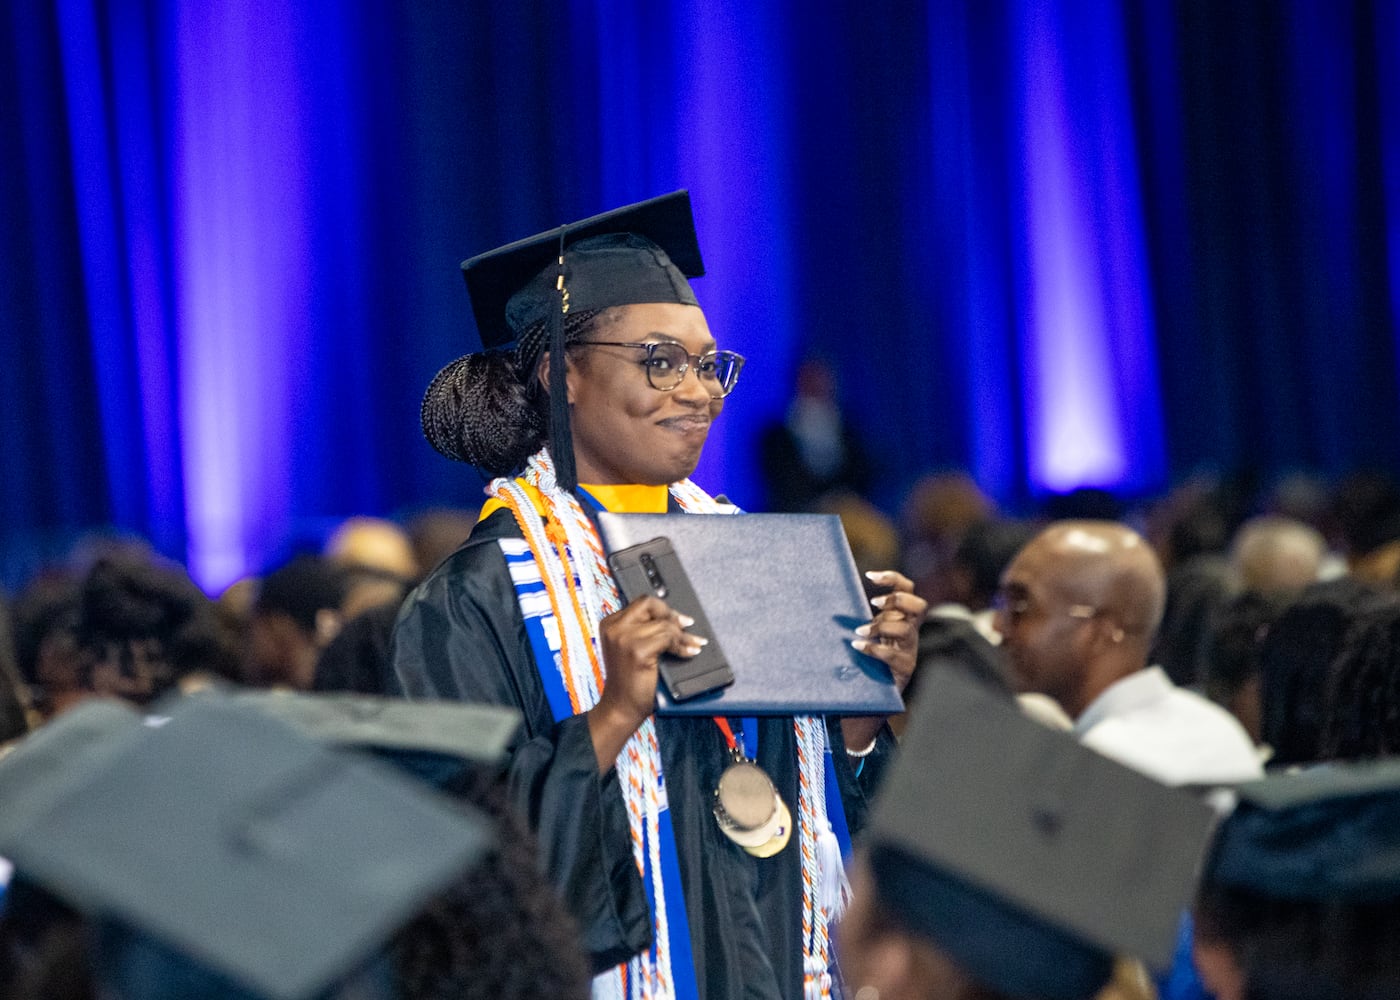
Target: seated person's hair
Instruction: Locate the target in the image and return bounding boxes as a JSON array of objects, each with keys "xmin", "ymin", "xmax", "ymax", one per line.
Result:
[
  {"xmin": 77, "ymin": 557, "xmax": 240, "ymax": 701},
  {"xmin": 1320, "ymin": 600, "xmax": 1400, "ymax": 761},
  {"xmin": 253, "ymin": 556, "xmax": 349, "ymax": 634},
  {"xmin": 1203, "ymin": 591, "xmax": 1288, "ymax": 710},
  {"xmin": 1258, "ymin": 578, "xmax": 1395, "ymax": 767},
  {"xmin": 1196, "ymin": 879, "xmax": 1400, "ymax": 999}
]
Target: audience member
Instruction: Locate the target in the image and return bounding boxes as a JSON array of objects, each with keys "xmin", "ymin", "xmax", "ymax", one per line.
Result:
[
  {"xmin": 10, "ymin": 572, "xmax": 85, "ymax": 721},
  {"xmin": 1257, "ymin": 578, "xmax": 1395, "ymax": 768},
  {"xmin": 996, "ymin": 520, "xmax": 1260, "ymax": 788},
  {"xmin": 0, "ymin": 598, "xmax": 31, "ymax": 746},
  {"xmin": 405, "ymin": 507, "xmax": 479, "ymax": 580},
  {"xmin": 840, "ymin": 668, "xmax": 1215, "ymax": 1000},
  {"xmin": 1193, "ymin": 761, "xmax": 1400, "ymax": 1000},
  {"xmin": 819, "ymin": 493, "xmax": 901, "ymax": 580},
  {"xmin": 933, "ymin": 518, "xmax": 1039, "ymax": 644},
  {"xmin": 75, "ymin": 556, "xmax": 240, "ymax": 704},
  {"xmin": 339, "ymin": 564, "xmax": 411, "ymax": 622},
  {"xmin": 1319, "ymin": 600, "xmax": 1400, "ymax": 761},
  {"xmin": 1328, "ymin": 470, "xmax": 1400, "ymax": 586},
  {"xmin": 326, "ymin": 515, "xmax": 420, "ymax": 582},
  {"xmin": 247, "ymin": 555, "xmax": 348, "ymax": 690},
  {"xmin": 900, "ymin": 471, "xmax": 996, "ymax": 606},
  {"xmin": 758, "ymin": 356, "xmax": 872, "ymax": 513},
  {"xmin": 1228, "ymin": 515, "xmax": 1325, "ymax": 596},
  {"xmin": 1201, "ymin": 591, "xmax": 1289, "ymax": 746},
  {"xmin": 313, "ymin": 601, "xmax": 401, "ymax": 696}
]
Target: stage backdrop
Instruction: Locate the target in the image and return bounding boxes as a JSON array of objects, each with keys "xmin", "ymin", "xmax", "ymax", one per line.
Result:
[{"xmin": 3, "ymin": 1, "xmax": 1399, "ymax": 591}]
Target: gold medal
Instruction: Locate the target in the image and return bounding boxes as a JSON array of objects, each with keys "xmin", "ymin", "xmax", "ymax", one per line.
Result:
[{"xmin": 714, "ymin": 757, "xmax": 790, "ymax": 856}]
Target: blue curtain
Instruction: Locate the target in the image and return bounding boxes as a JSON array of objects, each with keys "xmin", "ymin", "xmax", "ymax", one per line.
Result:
[{"xmin": 3, "ymin": 0, "xmax": 1398, "ymax": 591}]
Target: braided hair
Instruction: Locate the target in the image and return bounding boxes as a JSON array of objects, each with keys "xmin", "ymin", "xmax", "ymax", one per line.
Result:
[{"xmin": 421, "ymin": 309, "xmax": 607, "ymax": 475}]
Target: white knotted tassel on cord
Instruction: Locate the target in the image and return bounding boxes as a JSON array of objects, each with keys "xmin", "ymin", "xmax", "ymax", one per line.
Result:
[{"xmin": 816, "ymin": 817, "xmax": 850, "ymax": 922}]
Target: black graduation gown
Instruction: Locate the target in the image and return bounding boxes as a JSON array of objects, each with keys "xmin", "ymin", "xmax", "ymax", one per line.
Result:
[{"xmin": 390, "ymin": 509, "xmax": 893, "ymax": 1000}]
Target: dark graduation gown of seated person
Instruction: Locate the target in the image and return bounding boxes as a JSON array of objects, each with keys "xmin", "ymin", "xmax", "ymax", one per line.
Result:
[{"xmin": 390, "ymin": 507, "xmax": 892, "ymax": 1000}]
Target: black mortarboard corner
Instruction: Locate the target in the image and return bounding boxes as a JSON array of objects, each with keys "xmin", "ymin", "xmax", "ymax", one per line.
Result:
[
  {"xmin": 0, "ymin": 697, "xmax": 492, "ymax": 1000},
  {"xmin": 460, "ymin": 190, "xmax": 704, "ymax": 491},
  {"xmin": 1205, "ymin": 759, "xmax": 1400, "ymax": 902},
  {"xmin": 866, "ymin": 669, "xmax": 1216, "ymax": 1000},
  {"xmin": 215, "ymin": 689, "xmax": 521, "ymax": 791},
  {"xmin": 0, "ymin": 698, "xmax": 143, "ymax": 845}
]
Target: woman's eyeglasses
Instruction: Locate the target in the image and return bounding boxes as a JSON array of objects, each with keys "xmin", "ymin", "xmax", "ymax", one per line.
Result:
[{"xmin": 573, "ymin": 341, "xmax": 746, "ymax": 398}]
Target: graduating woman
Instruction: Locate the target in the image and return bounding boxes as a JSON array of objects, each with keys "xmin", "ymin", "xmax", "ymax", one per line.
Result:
[{"xmin": 393, "ymin": 192, "xmax": 922, "ymax": 1000}]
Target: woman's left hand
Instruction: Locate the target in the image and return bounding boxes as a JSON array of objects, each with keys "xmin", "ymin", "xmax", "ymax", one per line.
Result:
[{"xmin": 852, "ymin": 570, "xmax": 926, "ymax": 693}]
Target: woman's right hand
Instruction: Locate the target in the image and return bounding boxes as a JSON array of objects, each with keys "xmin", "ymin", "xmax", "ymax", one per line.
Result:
[{"xmin": 587, "ymin": 596, "xmax": 706, "ymax": 772}]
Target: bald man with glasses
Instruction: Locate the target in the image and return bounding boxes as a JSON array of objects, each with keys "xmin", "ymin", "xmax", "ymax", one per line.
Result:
[{"xmin": 995, "ymin": 521, "xmax": 1261, "ymax": 790}]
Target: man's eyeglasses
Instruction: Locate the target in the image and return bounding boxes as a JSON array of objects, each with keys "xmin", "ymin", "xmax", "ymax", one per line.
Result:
[
  {"xmin": 573, "ymin": 341, "xmax": 746, "ymax": 398},
  {"xmin": 992, "ymin": 588, "xmax": 1097, "ymax": 624}
]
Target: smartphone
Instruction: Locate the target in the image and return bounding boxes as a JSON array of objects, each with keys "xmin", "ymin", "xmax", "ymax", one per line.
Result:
[{"xmin": 607, "ymin": 536, "xmax": 735, "ymax": 701}]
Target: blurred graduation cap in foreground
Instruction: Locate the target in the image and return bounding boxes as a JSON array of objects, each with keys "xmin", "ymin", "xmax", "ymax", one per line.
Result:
[
  {"xmin": 1194, "ymin": 760, "xmax": 1400, "ymax": 1000},
  {"xmin": 0, "ymin": 694, "xmax": 499, "ymax": 1000},
  {"xmin": 865, "ymin": 668, "xmax": 1217, "ymax": 1000},
  {"xmin": 214, "ymin": 689, "xmax": 520, "ymax": 791},
  {"xmin": 1206, "ymin": 758, "xmax": 1400, "ymax": 901}
]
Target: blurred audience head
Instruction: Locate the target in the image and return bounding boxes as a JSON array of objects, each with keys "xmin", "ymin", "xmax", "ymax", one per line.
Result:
[
  {"xmin": 248, "ymin": 555, "xmax": 348, "ymax": 689},
  {"xmin": 1329, "ymin": 470, "xmax": 1400, "ymax": 584},
  {"xmin": 11, "ymin": 571, "xmax": 84, "ymax": 721},
  {"xmin": 0, "ymin": 597, "xmax": 31, "ymax": 745},
  {"xmin": 1152, "ymin": 551, "xmax": 1236, "ymax": 688},
  {"xmin": 1258, "ymin": 578, "xmax": 1396, "ymax": 768},
  {"xmin": 946, "ymin": 519, "xmax": 1039, "ymax": 613},
  {"xmin": 819, "ymin": 493, "xmax": 900, "ymax": 579},
  {"xmin": 75, "ymin": 556, "xmax": 237, "ymax": 706},
  {"xmin": 1320, "ymin": 600, "xmax": 1400, "ymax": 762},
  {"xmin": 1230, "ymin": 515, "xmax": 1325, "ymax": 596},
  {"xmin": 1202, "ymin": 591, "xmax": 1289, "ymax": 744},
  {"xmin": 406, "ymin": 508, "xmax": 478, "ymax": 580},
  {"xmin": 325, "ymin": 516, "xmax": 419, "ymax": 582},
  {"xmin": 901, "ymin": 472, "xmax": 996, "ymax": 604}
]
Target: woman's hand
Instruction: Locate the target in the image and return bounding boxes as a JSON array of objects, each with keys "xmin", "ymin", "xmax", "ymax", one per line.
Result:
[
  {"xmin": 844, "ymin": 570, "xmax": 927, "ymax": 755},
  {"xmin": 851, "ymin": 570, "xmax": 926, "ymax": 694},
  {"xmin": 587, "ymin": 596, "xmax": 706, "ymax": 772}
]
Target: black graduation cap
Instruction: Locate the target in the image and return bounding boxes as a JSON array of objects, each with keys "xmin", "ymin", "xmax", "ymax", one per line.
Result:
[
  {"xmin": 0, "ymin": 697, "xmax": 491, "ymax": 1000},
  {"xmin": 866, "ymin": 669, "xmax": 1216, "ymax": 1000},
  {"xmin": 461, "ymin": 190, "xmax": 705, "ymax": 352},
  {"xmin": 457, "ymin": 191, "xmax": 705, "ymax": 491},
  {"xmin": 1206, "ymin": 759, "xmax": 1400, "ymax": 902},
  {"xmin": 0, "ymin": 697, "xmax": 143, "ymax": 845},
  {"xmin": 214, "ymin": 689, "xmax": 520, "ymax": 790}
]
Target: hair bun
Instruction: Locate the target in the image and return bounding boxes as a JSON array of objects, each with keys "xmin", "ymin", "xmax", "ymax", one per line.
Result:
[{"xmin": 420, "ymin": 352, "xmax": 543, "ymax": 473}]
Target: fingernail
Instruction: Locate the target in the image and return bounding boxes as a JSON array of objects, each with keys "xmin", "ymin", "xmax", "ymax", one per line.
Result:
[
  {"xmin": 871, "ymin": 595, "xmax": 889, "ymax": 608},
  {"xmin": 854, "ymin": 624, "xmax": 871, "ymax": 637},
  {"xmin": 851, "ymin": 638, "xmax": 870, "ymax": 652},
  {"xmin": 691, "ymin": 635, "xmax": 709, "ymax": 646},
  {"xmin": 677, "ymin": 614, "xmax": 696, "ymax": 627},
  {"xmin": 864, "ymin": 570, "xmax": 886, "ymax": 580}
]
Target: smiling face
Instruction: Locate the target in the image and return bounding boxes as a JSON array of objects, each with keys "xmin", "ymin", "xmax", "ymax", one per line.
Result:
[{"xmin": 556, "ymin": 302, "xmax": 724, "ymax": 486}]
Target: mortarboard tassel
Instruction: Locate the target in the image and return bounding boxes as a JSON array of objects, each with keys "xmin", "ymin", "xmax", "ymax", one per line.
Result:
[{"xmin": 548, "ymin": 227, "xmax": 578, "ymax": 492}]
